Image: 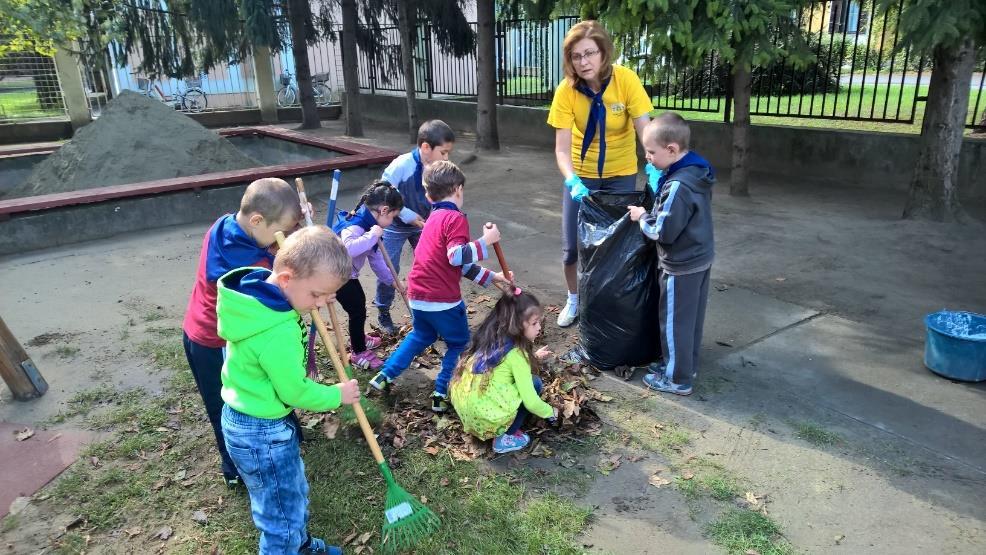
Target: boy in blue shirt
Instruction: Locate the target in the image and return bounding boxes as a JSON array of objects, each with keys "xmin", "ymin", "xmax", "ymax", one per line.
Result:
[
  {"xmin": 375, "ymin": 120, "xmax": 455, "ymax": 334},
  {"xmin": 628, "ymin": 113, "xmax": 715, "ymax": 396}
]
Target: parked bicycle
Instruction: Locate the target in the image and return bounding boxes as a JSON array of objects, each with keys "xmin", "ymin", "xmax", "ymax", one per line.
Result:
[
  {"xmin": 276, "ymin": 71, "xmax": 335, "ymax": 108},
  {"xmin": 134, "ymin": 74, "xmax": 208, "ymax": 112}
]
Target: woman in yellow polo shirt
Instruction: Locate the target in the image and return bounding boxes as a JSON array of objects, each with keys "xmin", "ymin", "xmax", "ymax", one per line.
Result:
[{"xmin": 547, "ymin": 20, "xmax": 653, "ymax": 328}]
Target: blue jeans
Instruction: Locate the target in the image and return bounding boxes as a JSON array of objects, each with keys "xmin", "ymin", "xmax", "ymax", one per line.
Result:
[
  {"xmin": 374, "ymin": 227, "xmax": 421, "ymax": 311},
  {"xmin": 222, "ymin": 405, "xmax": 310, "ymax": 554},
  {"xmin": 380, "ymin": 302, "xmax": 469, "ymax": 396},
  {"xmin": 506, "ymin": 376, "xmax": 544, "ymax": 434}
]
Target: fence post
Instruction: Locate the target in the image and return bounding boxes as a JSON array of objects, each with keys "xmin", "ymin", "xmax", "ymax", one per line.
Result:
[
  {"xmin": 424, "ymin": 23, "xmax": 434, "ymax": 99},
  {"xmin": 53, "ymin": 48, "xmax": 92, "ymax": 131},
  {"xmin": 0, "ymin": 316, "xmax": 47, "ymax": 401},
  {"xmin": 495, "ymin": 20, "xmax": 505, "ymax": 104},
  {"xmin": 252, "ymin": 46, "xmax": 280, "ymax": 123}
]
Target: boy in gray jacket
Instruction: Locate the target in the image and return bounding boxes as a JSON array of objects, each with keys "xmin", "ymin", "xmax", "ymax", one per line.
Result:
[{"xmin": 628, "ymin": 113, "xmax": 715, "ymax": 396}]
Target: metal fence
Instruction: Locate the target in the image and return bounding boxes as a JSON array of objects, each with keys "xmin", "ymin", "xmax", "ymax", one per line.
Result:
[{"xmin": 0, "ymin": 44, "xmax": 67, "ymax": 122}]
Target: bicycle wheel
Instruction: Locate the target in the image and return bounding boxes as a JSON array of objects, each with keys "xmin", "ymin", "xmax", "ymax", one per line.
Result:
[
  {"xmin": 181, "ymin": 88, "xmax": 208, "ymax": 112},
  {"xmin": 276, "ymin": 86, "xmax": 297, "ymax": 107},
  {"xmin": 314, "ymin": 84, "xmax": 332, "ymax": 107}
]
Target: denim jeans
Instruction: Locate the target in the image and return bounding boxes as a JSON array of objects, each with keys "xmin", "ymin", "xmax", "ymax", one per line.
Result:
[
  {"xmin": 222, "ymin": 405, "xmax": 309, "ymax": 554},
  {"xmin": 380, "ymin": 302, "xmax": 469, "ymax": 396},
  {"xmin": 506, "ymin": 376, "xmax": 544, "ymax": 434},
  {"xmin": 374, "ymin": 226, "xmax": 421, "ymax": 311},
  {"xmin": 183, "ymin": 332, "xmax": 237, "ymax": 481}
]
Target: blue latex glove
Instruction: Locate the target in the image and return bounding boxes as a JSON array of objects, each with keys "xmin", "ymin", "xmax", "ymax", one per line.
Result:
[
  {"xmin": 565, "ymin": 175, "xmax": 590, "ymax": 202},
  {"xmin": 564, "ymin": 174, "xmax": 583, "ymax": 190},
  {"xmin": 644, "ymin": 163, "xmax": 663, "ymax": 195}
]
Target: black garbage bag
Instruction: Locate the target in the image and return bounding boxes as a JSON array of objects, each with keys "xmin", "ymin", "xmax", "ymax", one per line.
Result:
[{"xmin": 573, "ymin": 190, "xmax": 661, "ymax": 370}]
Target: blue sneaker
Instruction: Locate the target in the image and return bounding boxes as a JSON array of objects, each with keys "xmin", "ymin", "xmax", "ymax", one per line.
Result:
[
  {"xmin": 369, "ymin": 371, "xmax": 392, "ymax": 392},
  {"xmin": 646, "ymin": 360, "xmax": 667, "ymax": 375},
  {"xmin": 300, "ymin": 536, "xmax": 342, "ymax": 554},
  {"xmin": 493, "ymin": 431, "xmax": 530, "ymax": 454},
  {"xmin": 642, "ymin": 373, "xmax": 693, "ymax": 396}
]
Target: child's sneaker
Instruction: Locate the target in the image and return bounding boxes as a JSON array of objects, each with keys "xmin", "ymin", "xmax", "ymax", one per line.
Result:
[
  {"xmin": 352, "ymin": 349, "xmax": 384, "ymax": 370},
  {"xmin": 642, "ymin": 373, "xmax": 692, "ymax": 396},
  {"xmin": 369, "ymin": 371, "xmax": 392, "ymax": 392},
  {"xmin": 646, "ymin": 360, "xmax": 667, "ymax": 375},
  {"xmin": 300, "ymin": 536, "xmax": 342, "ymax": 555},
  {"xmin": 493, "ymin": 431, "xmax": 530, "ymax": 454},
  {"xmin": 378, "ymin": 309, "xmax": 397, "ymax": 335},
  {"xmin": 223, "ymin": 474, "xmax": 242, "ymax": 489},
  {"xmin": 364, "ymin": 334, "xmax": 382, "ymax": 349},
  {"xmin": 431, "ymin": 392, "xmax": 450, "ymax": 413}
]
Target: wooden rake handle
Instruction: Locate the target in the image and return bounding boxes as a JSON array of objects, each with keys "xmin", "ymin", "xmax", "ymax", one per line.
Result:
[
  {"xmin": 377, "ymin": 237, "xmax": 411, "ymax": 313},
  {"xmin": 484, "ymin": 223, "xmax": 517, "ymax": 294},
  {"xmin": 273, "ymin": 234, "xmax": 386, "ymax": 465}
]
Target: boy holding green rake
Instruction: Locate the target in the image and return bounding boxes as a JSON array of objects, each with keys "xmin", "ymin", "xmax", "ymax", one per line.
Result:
[{"xmin": 217, "ymin": 226, "xmax": 361, "ymax": 554}]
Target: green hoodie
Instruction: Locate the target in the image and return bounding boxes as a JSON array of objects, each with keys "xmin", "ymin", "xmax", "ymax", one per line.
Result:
[{"xmin": 217, "ymin": 267, "xmax": 341, "ymax": 419}]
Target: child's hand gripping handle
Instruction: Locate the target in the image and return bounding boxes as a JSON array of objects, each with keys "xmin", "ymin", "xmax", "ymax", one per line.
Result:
[
  {"xmin": 295, "ymin": 178, "xmax": 314, "ymax": 227},
  {"xmin": 273, "ymin": 231, "xmax": 386, "ymax": 465},
  {"xmin": 377, "ymin": 237, "xmax": 412, "ymax": 314},
  {"xmin": 484, "ymin": 222, "xmax": 520, "ymax": 295}
]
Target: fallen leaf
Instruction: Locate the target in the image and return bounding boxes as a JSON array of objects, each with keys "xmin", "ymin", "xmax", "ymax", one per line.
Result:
[
  {"xmin": 14, "ymin": 428, "xmax": 34, "ymax": 441},
  {"xmin": 192, "ymin": 510, "xmax": 208, "ymax": 524},
  {"xmin": 343, "ymin": 531, "xmax": 358, "ymax": 545},
  {"xmin": 90, "ymin": 456, "xmax": 101, "ymax": 468},
  {"xmin": 354, "ymin": 547, "xmax": 365, "ymax": 554},
  {"xmin": 154, "ymin": 526, "xmax": 173, "ymax": 540},
  {"xmin": 321, "ymin": 417, "xmax": 340, "ymax": 439},
  {"xmin": 745, "ymin": 491, "xmax": 761, "ymax": 507},
  {"xmin": 559, "ymin": 454, "xmax": 577, "ymax": 468},
  {"xmin": 423, "ymin": 446, "xmax": 441, "ymax": 456},
  {"xmin": 649, "ymin": 474, "xmax": 672, "ymax": 487},
  {"xmin": 681, "ymin": 470, "xmax": 695, "ymax": 480},
  {"xmin": 440, "ymin": 477, "xmax": 450, "ymax": 486},
  {"xmin": 834, "ymin": 534, "xmax": 845, "ymax": 545},
  {"xmin": 597, "ymin": 454, "xmax": 622, "ymax": 475},
  {"xmin": 125, "ymin": 527, "xmax": 142, "ymax": 538},
  {"xmin": 774, "ymin": 277, "xmax": 786, "ymax": 282},
  {"xmin": 628, "ymin": 454, "xmax": 645, "ymax": 463},
  {"xmin": 530, "ymin": 443, "xmax": 553, "ymax": 458},
  {"xmin": 746, "ymin": 550, "xmax": 762, "ymax": 555},
  {"xmin": 173, "ymin": 469, "xmax": 187, "ymax": 481},
  {"xmin": 152, "ymin": 477, "xmax": 169, "ymax": 491},
  {"xmin": 357, "ymin": 531, "xmax": 372, "ymax": 545},
  {"xmin": 420, "ymin": 495, "xmax": 428, "ymax": 503},
  {"xmin": 392, "ymin": 434, "xmax": 406, "ymax": 449}
]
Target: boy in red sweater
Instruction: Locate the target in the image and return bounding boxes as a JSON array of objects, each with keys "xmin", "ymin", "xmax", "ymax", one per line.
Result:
[{"xmin": 369, "ymin": 161, "xmax": 511, "ymax": 413}]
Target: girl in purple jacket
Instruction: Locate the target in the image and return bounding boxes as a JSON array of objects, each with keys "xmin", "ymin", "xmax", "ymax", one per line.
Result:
[{"xmin": 334, "ymin": 181, "xmax": 405, "ymax": 369}]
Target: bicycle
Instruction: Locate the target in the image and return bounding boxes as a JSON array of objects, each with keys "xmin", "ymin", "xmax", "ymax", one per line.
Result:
[
  {"xmin": 134, "ymin": 74, "xmax": 208, "ymax": 113},
  {"xmin": 276, "ymin": 72, "xmax": 335, "ymax": 108}
]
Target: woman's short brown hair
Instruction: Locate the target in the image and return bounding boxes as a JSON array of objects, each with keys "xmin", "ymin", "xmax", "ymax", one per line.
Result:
[{"xmin": 562, "ymin": 20, "xmax": 615, "ymax": 87}]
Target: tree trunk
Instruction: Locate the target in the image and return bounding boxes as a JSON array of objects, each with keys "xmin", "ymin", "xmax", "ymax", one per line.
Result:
[
  {"xmin": 730, "ymin": 65, "xmax": 751, "ymax": 197},
  {"xmin": 288, "ymin": 0, "xmax": 320, "ymax": 129},
  {"xmin": 397, "ymin": 0, "xmax": 419, "ymax": 144},
  {"xmin": 902, "ymin": 39, "xmax": 976, "ymax": 221},
  {"xmin": 341, "ymin": 0, "xmax": 364, "ymax": 137},
  {"xmin": 474, "ymin": 0, "xmax": 499, "ymax": 151}
]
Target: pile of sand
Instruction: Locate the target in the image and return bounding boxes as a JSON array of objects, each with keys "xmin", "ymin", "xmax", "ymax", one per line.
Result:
[{"xmin": 5, "ymin": 90, "xmax": 260, "ymax": 199}]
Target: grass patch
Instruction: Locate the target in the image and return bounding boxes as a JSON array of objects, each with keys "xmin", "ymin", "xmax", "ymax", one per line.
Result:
[
  {"xmin": 793, "ymin": 421, "xmax": 842, "ymax": 447},
  {"xmin": 44, "ymin": 384, "xmax": 120, "ymax": 425},
  {"xmin": 1, "ymin": 514, "xmax": 18, "ymax": 533},
  {"xmin": 138, "ymin": 338, "xmax": 189, "ymax": 372},
  {"xmin": 51, "ymin": 345, "xmax": 80, "ymax": 359},
  {"xmin": 145, "ymin": 325, "xmax": 181, "ymax": 338},
  {"xmin": 706, "ymin": 509, "xmax": 794, "ymax": 555},
  {"xmin": 0, "ymin": 89, "xmax": 64, "ymax": 120}
]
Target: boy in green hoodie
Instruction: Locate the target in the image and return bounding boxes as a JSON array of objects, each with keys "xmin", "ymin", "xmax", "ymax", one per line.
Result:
[{"xmin": 217, "ymin": 225, "xmax": 359, "ymax": 555}]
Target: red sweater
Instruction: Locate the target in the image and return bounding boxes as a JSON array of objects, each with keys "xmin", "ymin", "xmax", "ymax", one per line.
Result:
[{"xmin": 406, "ymin": 205, "xmax": 492, "ymax": 303}]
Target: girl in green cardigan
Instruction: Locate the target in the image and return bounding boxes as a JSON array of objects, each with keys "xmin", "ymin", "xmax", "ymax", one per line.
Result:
[{"xmin": 450, "ymin": 292, "xmax": 558, "ymax": 453}]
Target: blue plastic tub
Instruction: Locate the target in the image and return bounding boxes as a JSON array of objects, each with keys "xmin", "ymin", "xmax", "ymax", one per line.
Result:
[{"xmin": 924, "ymin": 311, "xmax": 986, "ymax": 382}]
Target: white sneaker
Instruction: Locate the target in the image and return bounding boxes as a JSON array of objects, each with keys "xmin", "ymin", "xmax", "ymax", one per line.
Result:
[{"xmin": 557, "ymin": 299, "xmax": 578, "ymax": 328}]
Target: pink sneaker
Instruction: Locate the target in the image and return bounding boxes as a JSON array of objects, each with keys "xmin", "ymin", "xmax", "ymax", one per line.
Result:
[
  {"xmin": 351, "ymin": 350, "xmax": 383, "ymax": 370},
  {"xmin": 364, "ymin": 334, "xmax": 382, "ymax": 349}
]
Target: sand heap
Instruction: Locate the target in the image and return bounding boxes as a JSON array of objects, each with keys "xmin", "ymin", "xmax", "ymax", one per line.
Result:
[{"xmin": 5, "ymin": 90, "xmax": 260, "ymax": 199}]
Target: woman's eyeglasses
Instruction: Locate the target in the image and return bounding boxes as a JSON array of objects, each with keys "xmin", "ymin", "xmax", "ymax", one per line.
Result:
[{"xmin": 570, "ymin": 49, "xmax": 600, "ymax": 63}]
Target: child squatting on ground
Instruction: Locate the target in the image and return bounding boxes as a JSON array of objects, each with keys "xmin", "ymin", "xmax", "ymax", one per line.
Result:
[
  {"xmin": 182, "ymin": 177, "xmax": 304, "ymax": 488},
  {"xmin": 332, "ymin": 180, "xmax": 405, "ymax": 370},
  {"xmin": 370, "ymin": 160, "xmax": 512, "ymax": 413},
  {"xmin": 450, "ymin": 292, "xmax": 559, "ymax": 454},
  {"xmin": 216, "ymin": 226, "xmax": 361, "ymax": 554},
  {"xmin": 628, "ymin": 112, "xmax": 716, "ymax": 396},
  {"xmin": 375, "ymin": 120, "xmax": 456, "ymax": 335}
]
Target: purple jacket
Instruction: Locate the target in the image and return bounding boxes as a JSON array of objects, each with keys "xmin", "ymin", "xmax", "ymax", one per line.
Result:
[{"xmin": 339, "ymin": 225, "xmax": 393, "ymax": 285}]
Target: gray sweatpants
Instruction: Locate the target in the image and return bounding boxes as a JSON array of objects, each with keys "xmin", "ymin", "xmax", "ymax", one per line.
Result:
[
  {"xmin": 561, "ymin": 174, "xmax": 638, "ymax": 265},
  {"xmin": 659, "ymin": 268, "xmax": 711, "ymax": 386}
]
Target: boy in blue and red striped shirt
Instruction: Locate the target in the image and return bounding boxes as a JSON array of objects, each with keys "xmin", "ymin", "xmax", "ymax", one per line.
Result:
[{"xmin": 370, "ymin": 161, "xmax": 511, "ymax": 413}]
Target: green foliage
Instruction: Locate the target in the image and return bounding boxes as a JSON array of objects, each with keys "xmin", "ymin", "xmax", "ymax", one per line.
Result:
[{"xmin": 877, "ymin": 0, "xmax": 985, "ymax": 54}]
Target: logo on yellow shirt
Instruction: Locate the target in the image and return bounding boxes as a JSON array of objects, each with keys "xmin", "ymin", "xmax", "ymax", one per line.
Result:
[{"xmin": 610, "ymin": 102, "xmax": 626, "ymax": 114}]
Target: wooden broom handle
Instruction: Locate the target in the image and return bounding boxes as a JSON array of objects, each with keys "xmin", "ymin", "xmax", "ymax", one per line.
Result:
[
  {"xmin": 274, "ymin": 231, "xmax": 385, "ymax": 464},
  {"xmin": 295, "ymin": 178, "xmax": 314, "ymax": 227},
  {"xmin": 377, "ymin": 237, "xmax": 411, "ymax": 313},
  {"xmin": 484, "ymin": 223, "xmax": 515, "ymax": 290}
]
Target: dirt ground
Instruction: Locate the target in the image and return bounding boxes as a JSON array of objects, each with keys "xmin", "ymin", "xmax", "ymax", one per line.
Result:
[{"xmin": 1, "ymin": 118, "xmax": 984, "ymax": 554}]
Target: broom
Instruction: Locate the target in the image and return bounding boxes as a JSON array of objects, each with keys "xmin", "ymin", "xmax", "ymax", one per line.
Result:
[
  {"xmin": 296, "ymin": 178, "xmax": 321, "ymax": 379},
  {"xmin": 275, "ymin": 243, "xmax": 440, "ymax": 554},
  {"xmin": 377, "ymin": 237, "xmax": 412, "ymax": 314},
  {"xmin": 484, "ymin": 223, "xmax": 520, "ymax": 296}
]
